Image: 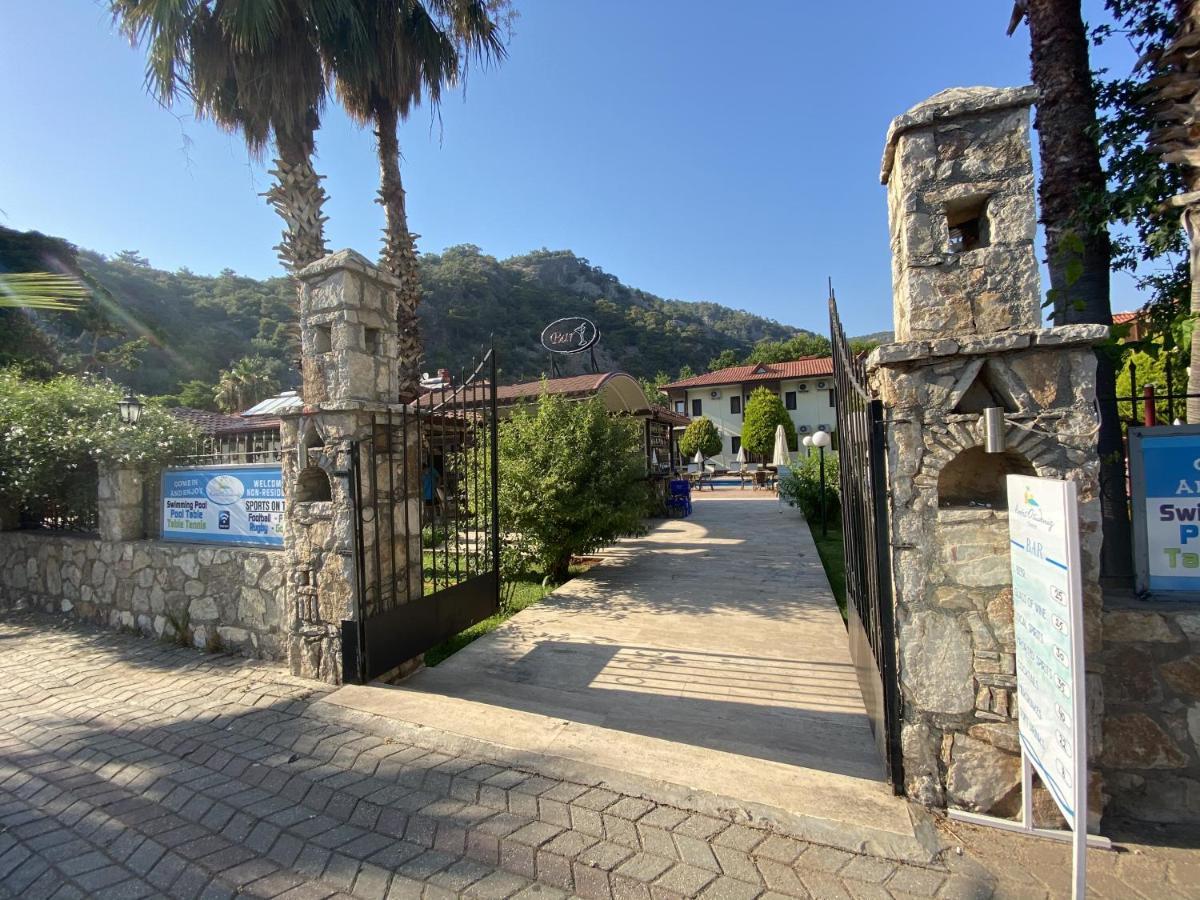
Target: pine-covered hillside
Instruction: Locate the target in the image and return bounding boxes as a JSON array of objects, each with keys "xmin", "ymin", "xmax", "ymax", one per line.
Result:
[{"xmin": 1, "ymin": 227, "xmax": 817, "ymax": 399}]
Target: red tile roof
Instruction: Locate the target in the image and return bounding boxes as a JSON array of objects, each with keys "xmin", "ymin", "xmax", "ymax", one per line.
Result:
[
  {"xmin": 663, "ymin": 356, "xmax": 834, "ymax": 390},
  {"xmin": 494, "ymin": 372, "xmax": 613, "ymax": 403},
  {"xmin": 168, "ymin": 407, "xmax": 281, "ymax": 434},
  {"xmin": 1112, "ymin": 311, "xmax": 1140, "ymax": 325}
]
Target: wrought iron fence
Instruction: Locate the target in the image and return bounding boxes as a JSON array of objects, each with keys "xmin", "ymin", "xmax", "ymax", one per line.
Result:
[{"xmin": 17, "ymin": 460, "xmax": 99, "ymax": 534}]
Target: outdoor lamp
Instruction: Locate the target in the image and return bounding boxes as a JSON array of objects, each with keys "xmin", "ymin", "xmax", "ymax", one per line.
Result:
[
  {"xmin": 811, "ymin": 430, "xmax": 831, "ymax": 537},
  {"xmin": 802, "ymin": 434, "xmax": 813, "ymax": 457},
  {"xmin": 118, "ymin": 391, "xmax": 143, "ymax": 426}
]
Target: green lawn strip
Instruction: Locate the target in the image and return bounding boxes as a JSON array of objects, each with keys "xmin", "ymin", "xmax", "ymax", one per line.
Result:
[{"xmin": 810, "ymin": 522, "xmax": 847, "ymax": 621}]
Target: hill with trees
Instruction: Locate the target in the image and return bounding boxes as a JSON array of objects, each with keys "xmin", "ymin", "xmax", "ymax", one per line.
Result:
[{"xmin": 1, "ymin": 227, "xmax": 820, "ymax": 406}]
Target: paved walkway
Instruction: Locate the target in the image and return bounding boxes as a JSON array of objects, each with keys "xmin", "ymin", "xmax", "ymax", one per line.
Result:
[
  {"xmin": 328, "ymin": 495, "xmax": 910, "ymax": 854},
  {"xmin": 0, "ymin": 615, "xmax": 1195, "ymax": 898}
]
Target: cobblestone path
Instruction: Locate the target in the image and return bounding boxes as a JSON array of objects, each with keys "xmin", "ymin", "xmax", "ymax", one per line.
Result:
[{"xmin": 0, "ymin": 616, "xmax": 1193, "ymax": 899}]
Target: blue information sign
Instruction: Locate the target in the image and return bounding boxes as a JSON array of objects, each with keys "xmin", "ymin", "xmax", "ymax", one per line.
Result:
[
  {"xmin": 1130, "ymin": 426, "xmax": 1200, "ymax": 594},
  {"xmin": 161, "ymin": 465, "xmax": 285, "ymax": 547}
]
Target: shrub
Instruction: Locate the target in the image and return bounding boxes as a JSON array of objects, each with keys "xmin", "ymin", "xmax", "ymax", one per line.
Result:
[
  {"xmin": 778, "ymin": 450, "xmax": 841, "ymax": 523},
  {"xmin": 679, "ymin": 415, "xmax": 722, "ymax": 459},
  {"xmin": 498, "ymin": 391, "xmax": 649, "ymax": 582},
  {"xmin": 742, "ymin": 387, "xmax": 797, "ymax": 457},
  {"xmin": 0, "ymin": 368, "xmax": 197, "ymax": 514}
]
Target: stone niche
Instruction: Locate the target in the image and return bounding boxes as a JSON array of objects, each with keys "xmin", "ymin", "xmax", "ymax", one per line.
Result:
[{"xmin": 871, "ymin": 86, "xmax": 1107, "ymax": 827}]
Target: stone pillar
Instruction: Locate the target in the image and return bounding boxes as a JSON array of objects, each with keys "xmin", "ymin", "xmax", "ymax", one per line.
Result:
[
  {"xmin": 281, "ymin": 249, "xmax": 417, "ymax": 683},
  {"xmin": 98, "ymin": 465, "xmax": 144, "ymax": 542},
  {"xmin": 872, "ymin": 87, "xmax": 1107, "ymax": 828}
]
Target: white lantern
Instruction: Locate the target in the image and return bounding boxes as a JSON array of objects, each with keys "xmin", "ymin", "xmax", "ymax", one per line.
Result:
[{"xmin": 811, "ymin": 429, "xmax": 831, "ymax": 449}]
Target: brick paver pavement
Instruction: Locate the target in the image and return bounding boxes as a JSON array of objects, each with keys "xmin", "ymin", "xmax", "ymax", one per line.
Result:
[{"xmin": 0, "ymin": 615, "xmax": 1195, "ymax": 899}]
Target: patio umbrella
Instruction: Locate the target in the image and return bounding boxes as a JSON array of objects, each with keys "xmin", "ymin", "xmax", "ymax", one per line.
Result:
[
  {"xmin": 693, "ymin": 449, "xmax": 705, "ymax": 464},
  {"xmin": 772, "ymin": 424, "xmax": 790, "ymax": 467},
  {"xmin": 649, "ymin": 449, "xmax": 658, "ymax": 469},
  {"xmin": 735, "ymin": 445, "xmax": 747, "ymax": 465}
]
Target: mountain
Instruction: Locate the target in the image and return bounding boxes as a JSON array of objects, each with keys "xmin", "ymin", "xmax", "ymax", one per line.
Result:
[{"xmin": 0, "ymin": 228, "xmax": 816, "ymax": 396}]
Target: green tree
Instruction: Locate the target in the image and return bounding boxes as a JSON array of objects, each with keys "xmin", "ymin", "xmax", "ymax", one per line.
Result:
[
  {"xmin": 497, "ymin": 391, "xmax": 647, "ymax": 582},
  {"xmin": 741, "ymin": 387, "xmax": 797, "ymax": 457},
  {"xmin": 745, "ymin": 333, "xmax": 831, "ymax": 365},
  {"xmin": 214, "ymin": 356, "xmax": 282, "ymax": 413},
  {"xmin": 678, "ymin": 416, "xmax": 722, "ymax": 460},
  {"xmin": 168, "ymin": 379, "xmax": 221, "ymax": 411},
  {"xmin": 707, "ymin": 349, "xmax": 740, "ymax": 372},
  {"xmin": 639, "ymin": 371, "xmax": 671, "ymax": 403},
  {"xmin": 1010, "ymin": 0, "xmax": 1129, "ymax": 575}
]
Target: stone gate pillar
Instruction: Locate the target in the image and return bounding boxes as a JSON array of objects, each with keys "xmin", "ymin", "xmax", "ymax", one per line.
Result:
[
  {"xmin": 869, "ymin": 87, "xmax": 1108, "ymax": 826},
  {"xmin": 279, "ymin": 250, "xmax": 418, "ymax": 683}
]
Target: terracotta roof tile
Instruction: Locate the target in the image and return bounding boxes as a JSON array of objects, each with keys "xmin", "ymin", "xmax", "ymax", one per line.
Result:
[
  {"xmin": 1112, "ymin": 311, "xmax": 1140, "ymax": 324},
  {"xmin": 663, "ymin": 356, "xmax": 833, "ymax": 390},
  {"xmin": 168, "ymin": 407, "xmax": 280, "ymax": 435}
]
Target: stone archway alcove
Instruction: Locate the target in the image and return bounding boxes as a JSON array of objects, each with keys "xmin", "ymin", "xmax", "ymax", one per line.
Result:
[
  {"xmin": 937, "ymin": 446, "xmax": 1035, "ymax": 509},
  {"xmin": 296, "ymin": 466, "xmax": 333, "ymax": 503}
]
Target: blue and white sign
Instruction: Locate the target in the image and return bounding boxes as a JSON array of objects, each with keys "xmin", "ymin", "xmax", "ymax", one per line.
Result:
[
  {"xmin": 161, "ymin": 465, "xmax": 285, "ymax": 547},
  {"xmin": 1129, "ymin": 425, "xmax": 1200, "ymax": 594},
  {"xmin": 1007, "ymin": 474, "xmax": 1086, "ymax": 832}
]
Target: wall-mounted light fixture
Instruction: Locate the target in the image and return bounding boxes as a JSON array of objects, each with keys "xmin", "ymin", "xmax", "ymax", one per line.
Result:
[
  {"xmin": 118, "ymin": 391, "xmax": 142, "ymax": 426},
  {"xmin": 983, "ymin": 406, "xmax": 1004, "ymax": 453}
]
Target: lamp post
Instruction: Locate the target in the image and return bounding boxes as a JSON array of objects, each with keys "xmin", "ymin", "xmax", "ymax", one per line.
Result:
[
  {"xmin": 118, "ymin": 391, "xmax": 143, "ymax": 426},
  {"xmin": 802, "ymin": 434, "xmax": 813, "ymax": 459},
  {"xmin": 811, "ymin": 429, "xmax": 831, "ymax": 537}
]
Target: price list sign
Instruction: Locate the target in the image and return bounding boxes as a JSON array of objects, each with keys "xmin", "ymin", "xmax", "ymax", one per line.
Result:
[{"xmin": 1006, "ymin": 474, "xmax": 1086, "ymax": 831}]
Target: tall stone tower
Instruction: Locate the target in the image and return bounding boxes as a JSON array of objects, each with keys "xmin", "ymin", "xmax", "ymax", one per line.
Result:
[
  {"xmin": 883, "ymin": 86, "xmax": 1040, "ymax": 341},
  {"xmin": 869, "ymin": 87, "xmax": 1108, "ymax": 825}
]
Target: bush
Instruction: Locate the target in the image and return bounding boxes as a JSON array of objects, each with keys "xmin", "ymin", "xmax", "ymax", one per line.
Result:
[
  {"xmin": 778, "ymin": 450, "xmax": 841, "ymax": 522},
  {"xmin": 679, "ymin": 416, "xmax": 722, "ymax": 459},
  {"xmin": 742, "ymin": 386, "xmax": 797, "ymax": 457},
  {"xmin": 0, "ymin": 369, "xmax": 198, "ymax": 514},
  {"xmin": 498, "ymin": 390, "xmax": 649, "ymax": 582}
]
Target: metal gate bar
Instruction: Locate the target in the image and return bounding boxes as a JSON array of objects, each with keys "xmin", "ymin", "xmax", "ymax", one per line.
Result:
[{"xmin": 829, "ymin": 294, "xmax": 904, "ymax": 793}]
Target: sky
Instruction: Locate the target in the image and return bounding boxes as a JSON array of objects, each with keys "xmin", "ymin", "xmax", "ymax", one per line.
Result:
[{"xmin": 1, "ymin": 1, "xmax": 1147, "ymax": 339}]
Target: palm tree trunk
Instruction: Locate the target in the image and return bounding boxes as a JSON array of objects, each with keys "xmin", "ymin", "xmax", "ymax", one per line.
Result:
[
  {"xmin": 1026, "ymin": 0, "xmax": 1131, "ymax": 577},
  {"xmin": 264, "ymin": 125, "xmax": 329, "ymax": 272},
  {"xmin": 1186, "ymin": 205, "xmax": 1200, "ymax": 423},
  {"xmin": 375, "ymin": 103, "xmax": 423, "ymax": 402}
]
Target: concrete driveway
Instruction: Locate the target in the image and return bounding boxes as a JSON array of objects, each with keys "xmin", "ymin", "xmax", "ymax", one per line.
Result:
[{"xmin": 329, "ymin": 493, "xmax": 912, "ymax": 850}]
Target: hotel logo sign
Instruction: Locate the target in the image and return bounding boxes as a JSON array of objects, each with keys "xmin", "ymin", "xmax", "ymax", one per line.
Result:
[{"xmin": 540, "ymin": 317, "xmax": 600, "ymax": 354}]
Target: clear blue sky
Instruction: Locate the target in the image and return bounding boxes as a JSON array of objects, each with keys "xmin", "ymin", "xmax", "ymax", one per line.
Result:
[{"xmin": 1, "ymin": 1, "xmax": 1143, "ymax": 338}]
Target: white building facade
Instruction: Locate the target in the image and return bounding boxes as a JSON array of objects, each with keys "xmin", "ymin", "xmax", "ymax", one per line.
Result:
[{"xmin": 663, "ymin": 357, "xmax": 836, "ymax": 468}]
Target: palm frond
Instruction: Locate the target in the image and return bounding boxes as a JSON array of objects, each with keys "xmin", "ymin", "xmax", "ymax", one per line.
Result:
[{"xmin": 0, "ymin": 273, "xmax": 90, "ymax": 311}]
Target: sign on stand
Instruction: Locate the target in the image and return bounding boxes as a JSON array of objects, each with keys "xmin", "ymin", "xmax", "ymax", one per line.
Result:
[
  {"xmin": 161, "ymin": 465, "xmax": 285, "ymax": 547},
  {"xmin": 1128, "ymin": 424, "xmax": 1200, "ymax": 595},
  {"xmin": 948, "ymin": 474, "xmax": 1103, "ymax": 900}
]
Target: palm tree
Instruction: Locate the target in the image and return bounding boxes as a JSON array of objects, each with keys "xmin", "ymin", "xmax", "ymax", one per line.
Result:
[
  {"xmin": 1009, "ymin": 0, "xmax": 1131, "ymax": 576},
  {"xmin": 214, "ymin": 355, "xmax": 282, "ymax": 412},
  {"xmin": 327, "ymin": 0, "xmax": 506, "ymax": 399},
  {"xmin": 111, "ymin": 0, "xmax": 363, "ymax": 271},
  {"xmin": 1145, "ymin": 1, "xmax": 1200, "ymax": 422}
]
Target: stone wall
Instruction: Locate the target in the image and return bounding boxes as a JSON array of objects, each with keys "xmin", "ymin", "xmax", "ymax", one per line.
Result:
[
  {"xmin": 0, "ymin": 532, "xmax": 287, "ymax": 658},
  {"xmin": 1101, "ymin": 599, "xmax": 1200, "ymax": 824}
]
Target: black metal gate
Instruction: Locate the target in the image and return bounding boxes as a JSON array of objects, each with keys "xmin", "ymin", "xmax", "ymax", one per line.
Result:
[
  {"xmin": 343, "ymin": 347, "xmax": 500, "ymax": 683},
  {"xmin": 829, "ymin": 295, "xmax": 904, "ymax": 793}
]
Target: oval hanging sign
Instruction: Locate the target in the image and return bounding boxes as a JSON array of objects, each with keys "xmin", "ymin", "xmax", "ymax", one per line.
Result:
[{"xmin": 540, "ymin": 317, "xmax": 600, "ymax": 354}]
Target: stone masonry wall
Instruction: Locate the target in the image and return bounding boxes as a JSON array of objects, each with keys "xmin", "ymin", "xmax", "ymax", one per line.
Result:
[
  {"xmin": 1101, "ymin": 601, "xmax": 1200, "ymax": 824},
  {"xmin": 0, "ymin": 532, "xmax": 287, "ymax": 659}
]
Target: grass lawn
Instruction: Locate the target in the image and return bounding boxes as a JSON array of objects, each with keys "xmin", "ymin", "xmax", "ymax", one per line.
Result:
[
  {"xmin": 810, "ymin": 520, "xmax": 847, "ymax": 621},
  {"xmin": 422, "ymin": 561, "xmax": 594, "ymax": 667}
]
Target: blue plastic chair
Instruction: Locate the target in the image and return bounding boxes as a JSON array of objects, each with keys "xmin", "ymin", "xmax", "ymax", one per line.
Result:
[{"xmin": 667, "ymin": 479, "xmax": 692, "ymax": 517}]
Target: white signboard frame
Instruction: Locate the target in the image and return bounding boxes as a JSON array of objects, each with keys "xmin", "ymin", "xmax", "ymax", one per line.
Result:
[{"xmin": 947, "ymin": 474, "xmax": 1108, "ymax": 899}]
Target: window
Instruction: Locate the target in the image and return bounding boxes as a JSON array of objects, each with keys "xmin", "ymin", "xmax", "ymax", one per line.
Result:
[
  {"xmin": 829, "ymin": 388, "xmax": 835, "ymax": 407},
  {"xmin": 946, "ymin": 195, "xmax": 990, "ymax": 253},
  {"xmin": 784, "ymin": 391, "xmax": 797, "ymax": 410},
  {"xmin": 730, "ymin": 395, "xmax": 741, "ymax": 415},
  {"xmin": 364, "ymin": 327, "xmax": 381, "ymax": 355},
  {"xmin": 313, "ymin": 324, "xmax": 332, "ymax": 354},
  {"xmin": 731, "ymin": 436, "xmax": 741, "ymax": 456},
  {"xmin": 692, "ymin": 398, "xmax": 702, "ymax": 417},
  {"xmin": 674, "ymin": 400, "xmax": 685, "ymax": 414}
]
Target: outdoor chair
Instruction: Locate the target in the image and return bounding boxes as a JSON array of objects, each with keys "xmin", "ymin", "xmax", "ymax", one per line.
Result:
[{"xmin": 667, "ymin": 479, "xmax": 692, "ymax": 517}]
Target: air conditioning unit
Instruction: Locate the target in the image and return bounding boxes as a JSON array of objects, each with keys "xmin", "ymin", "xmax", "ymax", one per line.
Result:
[
  {"xmin": 798, "ymin": 424, "xmax": 810, "ymax": 433},
  {"xmin": 818, "ymin": 424, "xmax": 831, "ymax": 432},
  {"xmin": 798, "ymin": 383, "xmax": 808, "ymax": 392},
  {"xmin": 709, "ymin": 389, "xmax": 722, "ymax": 399},
  {"xmin": 816, "ymin": 380, "xmax": 827, "ymax": 390}
]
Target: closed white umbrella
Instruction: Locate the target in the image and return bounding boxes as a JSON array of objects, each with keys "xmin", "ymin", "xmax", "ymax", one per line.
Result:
[
  {"xmin": 693, "ymin": 449, "xmax": 705, "ymax": 464},
  {"xmin": 772, "ymin": 424, "xmax": 790, "ymax": 467},
  {"xmin": 650, "ymin": 449, "xmax": 659, "ymax": 469},
  {"xmin": 735, "ymin": 445, "xmax": 747, "ymax": 465}
]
